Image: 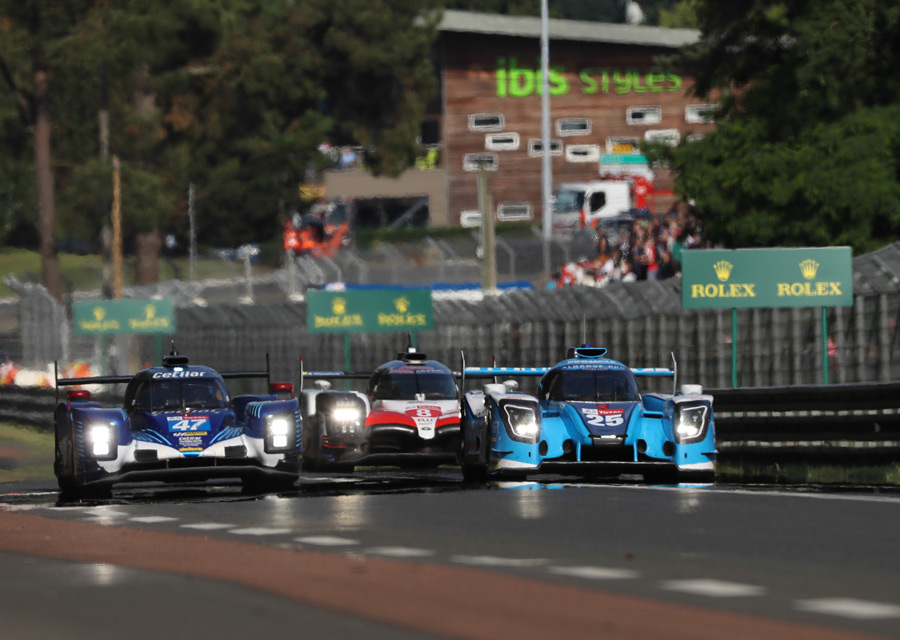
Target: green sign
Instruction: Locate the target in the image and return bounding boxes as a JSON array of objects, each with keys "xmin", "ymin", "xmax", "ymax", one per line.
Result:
[
  {"xmin": 496, "ymin": 57, "xmax": 682, "ymax": 98},
  {"xmin": 682, "ymin": 247, "xmax": 853, "ymax": 310},
  {"xmin": 307, "ymin": 289, "xmax": 434, "ymax": 333},
  {"xmin": 73, "ymin": 299, "xmax": 176, "ymax": 335}
]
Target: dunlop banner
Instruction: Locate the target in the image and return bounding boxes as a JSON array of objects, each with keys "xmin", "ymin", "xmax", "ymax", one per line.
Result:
[
  {"xmin": 73, "ymin": 299, "xmax": 176, "ymax": 335},
  {"xmin": 307, "ymin": 289, "xmax": 434, "ymax": 333},
  {"xmin": 682, "ymin": 247, "xmax": 852, "ymax": 310}
]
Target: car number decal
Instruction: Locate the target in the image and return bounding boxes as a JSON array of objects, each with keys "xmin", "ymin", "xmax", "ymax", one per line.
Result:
[
  {"xmin": 405, "ymin": 406, "xmax": 441, "ymax": 440},
  {"xmin": 167, "ymin": 416, "xmax": 210, "ymax": 432},
  {"xmin": 586, "ymin": 414, "xmax": 625, "ymax": 427}
]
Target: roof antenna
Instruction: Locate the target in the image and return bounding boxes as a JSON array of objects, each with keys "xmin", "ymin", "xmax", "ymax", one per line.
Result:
[
  {"xmin": 169, "ymin": 341, "xmax": 178, "ymax": 356},
  {"xmin": 406, "ymin": 331, "xmax": 414, "ymax": 353},
  {"xmin": 582, "ymin": 314, "xmax": 587, "ymax": 347}
]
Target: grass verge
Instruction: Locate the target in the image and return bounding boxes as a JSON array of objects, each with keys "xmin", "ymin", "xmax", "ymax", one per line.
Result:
[{"xmin": 0, "ymin": 423, "xmax": 55, "ymax": 483}]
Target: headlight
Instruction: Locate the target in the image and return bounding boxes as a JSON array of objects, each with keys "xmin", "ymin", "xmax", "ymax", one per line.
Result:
[
  {"xmin": 87, "ymin": 422, "xmax": 116, "ymax": 459},
  {"xmin": 265, "ymin": 413, "xmax": 295, "ymax": 453},
  {"xmin": 332, "ymin": 407, "xmax": 361, "ymax": 422},
  {"xmin": 674, "ymin": 404, "xmax": 708, "ymax": 443},
  {"xmin": 501, "ymin": 401, "xmax": 540, "ymax": 443}
]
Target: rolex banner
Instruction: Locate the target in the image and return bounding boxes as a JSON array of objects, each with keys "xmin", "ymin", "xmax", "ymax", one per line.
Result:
[
  {"xmin": 307, "ymin": 289, "xmax": 434, "ymax": 333},
  {"xmin": 681, "ymin": 247, "xmax": 853, "ymax": 310}
]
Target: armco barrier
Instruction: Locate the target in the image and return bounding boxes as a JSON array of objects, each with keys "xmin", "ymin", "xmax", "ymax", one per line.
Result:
[
  {"xmin": 3, "ymin": 383, "xmax": 900, "ymax": 463},
  {"xmin": 0, "ymin": 386, "xmax": 57, "ymax": 430},
  {"xmin": 710, "ymin": 382, "xmax": 900, "ymax": 464}
]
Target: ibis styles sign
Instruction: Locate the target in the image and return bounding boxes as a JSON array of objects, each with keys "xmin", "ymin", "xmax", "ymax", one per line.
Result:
[
  {"xmin": 681, "ymin": 248, "xmax": 853, "ymax": 310},
  {"xmin": 307, "ymin": 289, "xmax": 434, "ymax": 333},
  {"xmin": 73, "ymin": 299, "xmax": 176, "ymax": 335}
]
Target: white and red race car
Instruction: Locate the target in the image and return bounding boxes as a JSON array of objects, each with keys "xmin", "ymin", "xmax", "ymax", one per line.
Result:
[{"xmin": 300, "ymin": 348, "xmax": 460, "ymax": 471}]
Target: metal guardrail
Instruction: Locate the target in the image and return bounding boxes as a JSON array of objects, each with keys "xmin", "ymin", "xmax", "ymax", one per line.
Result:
[
  {"xmin": 5, "ymin": 383, "xmax": 900, "ymax": 459},
  {"xmin": 0, "ymin": 386, "xmax": 57, "ymax": 430},
  {"xmin": 710, "ymin": 382, "xmax": 900, "ymax": 465}
]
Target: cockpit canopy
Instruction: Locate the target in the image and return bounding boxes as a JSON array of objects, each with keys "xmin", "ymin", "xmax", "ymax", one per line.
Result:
[
  {"xmin": 368, "ymin": 367, "xmax": 458, "ymax": 401},
  {"xmin": 540, "ymin": 367, "xmax": 640, "ymax": 403},
  {"xmin": 125, "ymin": 376, "xmax": 229, "ymax": 412}
]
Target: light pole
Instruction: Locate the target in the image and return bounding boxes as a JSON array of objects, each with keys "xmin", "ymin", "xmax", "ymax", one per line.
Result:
[{"xmin": 540, "ymin": 0, "xmax": 553, "ymax": 283}]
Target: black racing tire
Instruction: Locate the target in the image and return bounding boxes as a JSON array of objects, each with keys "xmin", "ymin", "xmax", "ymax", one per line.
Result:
[
  {"xmin": 643, "ymin": 466, "xmax": 681, "ymax": 484},
  {"xmin": 54, "ymin": 407, "xmax": 81, "ymax": 493},
  {"xmin": 461, "ymin": 460, "xmax": 488, "ymax": 484},
  {"xmin": 242, "ymin": 475, "xmax": 298, "ymax": 494},
  {"xmin": 317, "ymin": 462, "xmax": 356, "ymax": 474}
]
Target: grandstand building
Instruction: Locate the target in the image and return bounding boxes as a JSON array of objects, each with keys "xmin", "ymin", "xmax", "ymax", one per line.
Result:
[{"xmin": 324, "ymin": 10, "xmax": 715, "ymax": 228}]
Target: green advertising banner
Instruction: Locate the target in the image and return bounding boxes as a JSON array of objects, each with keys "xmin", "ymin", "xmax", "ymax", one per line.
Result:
[
  {"xmin": 73, "ymin": 299, "xmax": 176, "ymax": 335},
  {"xmin": 682, "ymin": 247, "xmax": 853, "ymax": 310},
  {"xmin": 307, "ymin": 289, "xmax": 434, "ymax": 334}
]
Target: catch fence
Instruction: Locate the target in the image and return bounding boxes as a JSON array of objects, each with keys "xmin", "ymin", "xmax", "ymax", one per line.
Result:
[{"xmin": 4, "ymin": 242, "xmax": 900, "ymax": 392}]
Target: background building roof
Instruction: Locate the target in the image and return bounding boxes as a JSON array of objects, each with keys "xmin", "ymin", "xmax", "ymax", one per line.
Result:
[{"xmin": 438, "ymin": 9, "xmax": 700, "ymax": 49}]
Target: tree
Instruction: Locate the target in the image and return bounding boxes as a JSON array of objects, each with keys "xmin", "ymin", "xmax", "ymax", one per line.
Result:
[
  {"xmin": 1, "ymin": 1, "xmax": 443, "ymax": 289},
  {"xmin": 0, "ymin": 2, "xmax": 98, "ymax": 300},
  {"xmin": 650, "ymin": 0, "xmax": 900, "ymax": 253}
]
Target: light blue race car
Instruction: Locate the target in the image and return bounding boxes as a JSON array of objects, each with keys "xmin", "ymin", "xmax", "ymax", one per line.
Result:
[{"xmin": 458, "ymin": 346, "xmax": 716, "ymax": 483}]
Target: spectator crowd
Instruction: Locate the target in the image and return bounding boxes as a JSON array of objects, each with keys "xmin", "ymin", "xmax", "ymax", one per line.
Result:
[{"xmin": 549, "ymin": 201, "xmax": 707, "ymax": 289}]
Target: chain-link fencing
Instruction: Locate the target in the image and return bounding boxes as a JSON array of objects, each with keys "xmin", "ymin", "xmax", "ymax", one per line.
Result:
[{"xmin": 4, "ymin": 240, "xmax": 900, "ymax": 393}]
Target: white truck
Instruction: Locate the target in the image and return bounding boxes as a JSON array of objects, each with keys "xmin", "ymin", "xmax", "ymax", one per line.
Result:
[{"xmin": 551, "ymin": 180, "xmax": 633, "ymax": 233}]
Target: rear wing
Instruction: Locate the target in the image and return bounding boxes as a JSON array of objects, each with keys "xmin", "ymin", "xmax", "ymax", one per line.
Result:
[
  {"xmin": 459, "ymin": 351, "xmax": 679, "ymax": 395},
  {"xmin": 54, "ymin": 355, "xmax": 274, "ymax": 402}
]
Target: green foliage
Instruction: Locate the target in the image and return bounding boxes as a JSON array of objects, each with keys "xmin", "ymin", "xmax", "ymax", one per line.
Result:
[
  {"xmin": 649, "ymin": 0, "xmax": 900, "ymax": 252},
  {"xmin": 658, "ymin": 0, "xmax": 701, "ymax": 28},
  {"xmin": 0, "ymin": 1, "xmax": 442, "ymax": 256}
]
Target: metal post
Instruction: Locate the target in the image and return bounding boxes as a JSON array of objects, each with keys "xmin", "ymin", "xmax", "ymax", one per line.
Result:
[
  {"xmin": 478, "ymin": 166, "xmax": 497, "ymax": 292},
  {"xmin": 112, "ymin": 156, "xmax": 123, "ymax": 299},
  {"xmin": 820, "ymin": 306, "xmax": 828, "ymax": 384},
  {"xmin": 730, "ymin": 308, "xmax": 737, "ymax": 387},
  {"xmin": 540, "ymin": 0, "xmax": 553, "ymax": 284},
  {"xmin": 188, "ymin": 182, "xmax": 197, "ymax": 282}
]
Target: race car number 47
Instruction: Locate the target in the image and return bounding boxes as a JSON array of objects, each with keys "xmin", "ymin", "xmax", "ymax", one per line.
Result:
[{"xmin": 167, "ymin": 416, "xmax": 211, "ymax": 432}]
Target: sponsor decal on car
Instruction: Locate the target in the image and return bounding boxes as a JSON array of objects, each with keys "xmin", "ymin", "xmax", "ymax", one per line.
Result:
[
  {"xmin": 405, "ymin": 405, "xmax": 442, "ymax": 439},
  {"xmin": 152, "ymin": 370, "xmax": 208, "ymax": 379}
]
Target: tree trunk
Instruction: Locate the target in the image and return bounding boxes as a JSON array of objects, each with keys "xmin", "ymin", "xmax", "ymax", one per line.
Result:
[
  {"xmin": 33, "ymin": 64, "xmax": 62, "ymax": 301},
  {"xmin": 133, "ymin": 62, "xmax": 160, "ymax": 285},
  {"xmin": 135, "ymin": 230, "xmax": 160, "ymax": 285}
]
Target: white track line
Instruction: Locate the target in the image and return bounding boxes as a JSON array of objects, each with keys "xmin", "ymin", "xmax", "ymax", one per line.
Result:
[
  {"xmin": 660, "ymin": 579, "xmax": 766, "ymax": 597},
  {"xmin": 364, "ymin": 546, "xmax": 435, "ymax": 558},
  {"xmin": 228, "ymin": 527, "xmax": 292, "ymax": 536},
  {"xmin": 548, "ymin": 566, "xmax": 640, "ymax": 580},
  {"xmin": 794, "ymin": 598, "xmax": 900, "ymax": 620},
  {"xmin": 295, "ymin": 535, "xmax": 359, "ymax": 546}
]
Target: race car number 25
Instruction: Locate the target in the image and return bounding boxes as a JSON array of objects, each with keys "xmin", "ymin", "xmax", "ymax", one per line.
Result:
[{"xmin": 586, "ymin": 414, "xmax": 624, "ymax": 427}]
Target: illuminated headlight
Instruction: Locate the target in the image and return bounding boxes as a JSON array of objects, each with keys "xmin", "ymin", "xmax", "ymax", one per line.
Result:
[
  {"xmin": 501, "ymin": 402, "xmax": 540, "ymax": 443},
  {"xmin": 88, "ymin": 422, "xmax": 117, "ymax": 459},
  {"xmin": 332, "ymin": 407, "xmax": 361, "ymax": 422},
  {"xmin": 265, "ymin": 413, "xmax": 295, "ymax": 453},
  {"xmin": 674, "ymin": 404, "xmax": 709, "ymax": 444}
]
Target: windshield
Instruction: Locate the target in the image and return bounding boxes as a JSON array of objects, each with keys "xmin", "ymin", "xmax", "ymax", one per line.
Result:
[
  {"xmin": 545, "ymin": 369, "xmax": 639, "ymax": 402},
  {"xmin": 553, "ymin": 189, "xmax": 585, "ymax": 214},
  {"xmin": 369, "ymin": 370, "xmax": 457, "ymax": 401},
  {"xmin": 129, "ymin": 377, "xmax": 229, "ymax": 412}
]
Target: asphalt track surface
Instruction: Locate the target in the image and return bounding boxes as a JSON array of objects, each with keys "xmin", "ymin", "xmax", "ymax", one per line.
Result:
[{"xmin": 1, "ymin": 470, "xmax": 899, "ymax": 640}]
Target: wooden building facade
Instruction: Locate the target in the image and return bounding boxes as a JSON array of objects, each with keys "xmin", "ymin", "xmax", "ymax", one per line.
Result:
[
  {"xmin": 326, "ymin": 11, "xmax": 715, "ymax": 228},
  {"xmin": 437, "ymin": 10, "xmax": 713, "ymax": 226}
]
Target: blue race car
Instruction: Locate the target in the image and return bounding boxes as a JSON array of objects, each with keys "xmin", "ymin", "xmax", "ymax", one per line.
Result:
[
  {"xmin": 458, "ymin": 346, "xmax": 716, "ymax": 483},
  {"xmin": 53, "ymin": 350, "xmax": 301, "ymax": 495}
]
